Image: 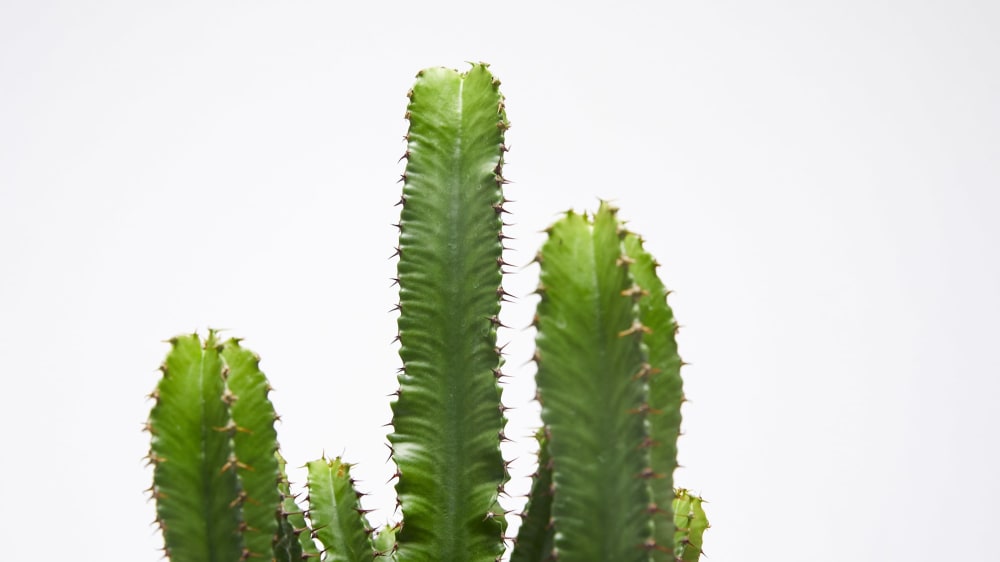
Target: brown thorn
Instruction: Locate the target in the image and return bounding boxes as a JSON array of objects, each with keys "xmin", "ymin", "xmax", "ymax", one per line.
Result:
[{"xmin": 618, "ymin": 321, "xmax": 652, "ymax": 337}]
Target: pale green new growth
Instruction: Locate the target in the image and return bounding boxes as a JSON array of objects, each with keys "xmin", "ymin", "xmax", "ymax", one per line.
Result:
[
  {"xmin": 673, "ymin": 489, "xmax": 710, "ymax": 562},
  {"xmin": 306, "ymin": 457, "xmax": 372, "ymax": 562}
]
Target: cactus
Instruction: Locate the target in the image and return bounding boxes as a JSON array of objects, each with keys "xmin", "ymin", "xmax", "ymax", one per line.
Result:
[{"xmin": 144, "ymin": 63, "xmax": 708, "ymax": 561}]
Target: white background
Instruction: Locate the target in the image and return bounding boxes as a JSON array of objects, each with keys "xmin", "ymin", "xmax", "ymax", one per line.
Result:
[{"xmin": 2, "ymin": 1, "xmax": 998, "ymax": 560}]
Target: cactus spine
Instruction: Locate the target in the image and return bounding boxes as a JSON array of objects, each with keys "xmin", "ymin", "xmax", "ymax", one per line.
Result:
[{"xmin": 144, "ymin": 63, "xmax": 708, "ymax": 562}]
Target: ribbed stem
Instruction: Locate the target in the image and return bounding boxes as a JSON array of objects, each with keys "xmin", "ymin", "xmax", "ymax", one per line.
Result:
[
  {"xmin": 534, "ymin": 204, "xmax": 652, "ymax": 561},
  {"xmin": 388, "ymin": 63, "xmax": 509, "ymax": 561}
]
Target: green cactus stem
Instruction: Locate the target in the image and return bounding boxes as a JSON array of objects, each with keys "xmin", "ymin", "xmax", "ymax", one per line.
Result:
[
  {"xmin": 373, "ymin": 524, "xmax": 400, "ymax": 561},
  {"xmin": 146, "ymin": 332, "xmax": 246, "ymax": 561},
  {"xmin": 387, "ymin": 63, "xmax": 509, "ymax": 561},
  {"xmin": 672, "ymin": 489, "xmax": 709, "ymax": 562},
  {"xmin": 221, "ymin": 339, "xmax": 282, "ymax": 558},
  {"xmin": 624, "ymin": 233, "xmax": 685, "ymax": 558},
  {"xmin": 275, "ymin": 452, "xmax": 320, "ymax": 561},
  {"xmin": 533, "ymin": 204, "xmax": 652, "ymax": 561},
  {"xmin": 305, "ymin": 457, "xmax": 372, "ymax": 562},
  {"xmin": 509, "ymin": 430, "xmax": 555, "ymax": 562}
]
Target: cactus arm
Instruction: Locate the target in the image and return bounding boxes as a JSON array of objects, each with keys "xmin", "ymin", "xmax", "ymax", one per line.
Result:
[
  {"xmin": 533, "ymin": 204, "xmax": 652, "ymax": 561},
  {"xmin": 305, "ymin": 457, "xmax": 372, "ymax": 562},
  {"xmin": 623, "ymin": 234, "xmax": 683, "ymax": 558},
  {"xmin": 147, "ymin": 331, "xmax": 244, "ymax": 561},
  {"xmin": 372, "ymin": 524, "xmax": 399, "ymax": 561},
  {"xmin": 274, "ymin": 453, "xmax": 320, "ymax": 561},
  {"xmin": 509, "ymin": 430, "xmax": 555, "ymax": 562},
  {"xmin": 274, "ymin": 495, "xmax": 305, "ymax": 562},
  {"xmin": 220, "ymin": 339, "xmax": 282, "ymax": 559},
  {"xmin": 672, "ymin": 490, "xmax": 709, "ymax": 562},
  {"xmin": 274, "ymin": 453, "xmax": 304, "ymax": 562},
  {"xmin": 388, "ymin": 63, "xmax": 508, "ymax": 561}
]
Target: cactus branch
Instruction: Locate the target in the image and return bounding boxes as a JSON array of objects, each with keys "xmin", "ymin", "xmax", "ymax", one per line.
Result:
[
  {"xmin": 509, "ymin": 430, "xmax": 555, "ymax": 562},
  {"xmin": 305, "ymin": 457, "xmax": 372, "ymax": 562},
  {"xmin": 275, "ymin": 452, "xmax": 320, "ymax": 561},
  {"xmin": 147, "ymin": 331, "xmax": 244, "ymax": 561},
  {"xmin": 534, "ymin": 204, "xmax": 652, "ymax": 561},
  {"xmin": 388, "ymin": 63, "xmax": 508, "ymax": 561},
  {"xmin": 672, "ymin": 489, "xmax": 709, "ymax": 562},
  {"xmin": 624, "ymin": 234, "xmax": 684, "ymax": 558},
  {"xmin": 221, "ymin": 339, "xmax": 282, "ymax": 558}
]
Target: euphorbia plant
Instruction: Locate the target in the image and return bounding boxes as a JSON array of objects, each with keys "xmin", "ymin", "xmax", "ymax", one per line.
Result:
[{"xmin": 145, "ymin": 63, "xmax": 708, "ymax": 562}]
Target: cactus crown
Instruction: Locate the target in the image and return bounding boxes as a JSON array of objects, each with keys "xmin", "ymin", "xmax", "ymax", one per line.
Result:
[{"xmin": 144, "ymin": 63, "xmax": 708, "ymax": 562}]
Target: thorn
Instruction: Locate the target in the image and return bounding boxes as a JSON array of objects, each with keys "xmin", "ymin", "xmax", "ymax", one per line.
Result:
[
  {"xmin": 228, "ymin": 489, "xmax": 249, "ymax": 508},
  {"xmin": 618, "ymin": 321, "xmax": 651, "ymax": 337},
  {"xmin": 638, "ymin": 436, "xmax": 660, "ymax": 449},
  {"xmin": 628, "ymin": 403, "xmax": 663, "ymax": 415},
  {"xmin": 631, "ymin": 363, "xmax": 657, "ymax": 380},
  {"xmin": 637, "ymin": 467, "xmax": 664, "ymax": 480},
  {"xmin": 620, "ymin": 285, "xmax": 648, "ymax": 299},
  {"xmin": 213, "ymin": 420, "xmax": 239, "ymax": 434}
]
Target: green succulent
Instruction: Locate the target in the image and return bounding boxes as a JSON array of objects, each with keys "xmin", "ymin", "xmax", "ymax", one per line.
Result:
[{"xmin": 145, "ymin": 63, "xmax": 708, "ymax": 562}]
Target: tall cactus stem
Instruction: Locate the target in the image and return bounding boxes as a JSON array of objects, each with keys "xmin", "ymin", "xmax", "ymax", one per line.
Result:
[
  {"xmin": 387, "ymin": 63, "xmax": 509, "ymax": 561},
  {"xmin": 533, "ymin": 204, "xmax": 652, "ymax": 561}
]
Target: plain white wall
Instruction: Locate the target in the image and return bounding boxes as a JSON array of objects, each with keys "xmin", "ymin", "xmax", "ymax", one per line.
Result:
[{"xmin": 1, "ymin": 1, "xmax": 997, "ymax": 560}]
